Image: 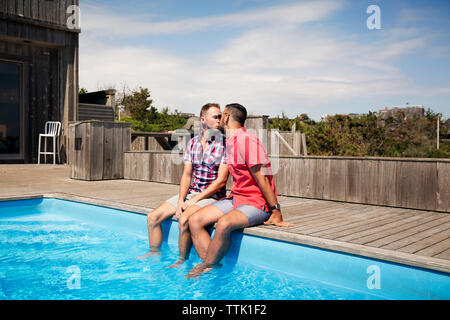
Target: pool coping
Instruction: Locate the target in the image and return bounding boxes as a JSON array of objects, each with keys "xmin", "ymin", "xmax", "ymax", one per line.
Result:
[{"xmin": 1, "ymin": 192, "xmax": 450, "ymax": 275}]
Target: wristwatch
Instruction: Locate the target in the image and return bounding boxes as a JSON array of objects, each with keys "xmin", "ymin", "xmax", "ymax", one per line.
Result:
[{"xmin": 270, "ymin": 203, "xmax": 281, "ymax": 211}]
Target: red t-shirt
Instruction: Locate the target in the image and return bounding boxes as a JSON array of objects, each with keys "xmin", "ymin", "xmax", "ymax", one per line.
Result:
[{"xmin": 225, "ymin": 127, "xmax": 277, "ymax": 212}]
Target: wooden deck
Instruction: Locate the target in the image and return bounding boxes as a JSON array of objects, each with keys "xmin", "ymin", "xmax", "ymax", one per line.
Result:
[
  {"xmin": 265, "ymin": 198, "xmax": 450, "ymax": 261},
  {"xmin": 1, "ymin": 164, "xmax": 449, "ymax": 273}
]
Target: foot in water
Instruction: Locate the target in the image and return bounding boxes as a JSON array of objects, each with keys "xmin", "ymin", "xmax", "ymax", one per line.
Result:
[
  {"xmin": 167, "ymin": 258, "xmax": 186, "ymax": 269},
  {"xmin": 136, "ymin": 251, "xmax": 161, "ymax": 259},
  {"xmin": 185, "ymin": 262, "xmax": 221, "ymax": 279}
]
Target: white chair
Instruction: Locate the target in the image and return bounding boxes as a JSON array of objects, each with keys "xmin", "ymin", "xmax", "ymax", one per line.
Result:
[{"xmin": 38, "ymin": 121, "xmax": 61, "ymax": 164}]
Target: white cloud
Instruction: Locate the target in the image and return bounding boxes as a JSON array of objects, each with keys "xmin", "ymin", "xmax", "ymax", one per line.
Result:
[
  {"xmin": 79, "ymin": 0, "xmax": 449, "ymax": 119},
  {"xmin": 81, "ymin": 0, "xmax": 346, "ymax": 37}
]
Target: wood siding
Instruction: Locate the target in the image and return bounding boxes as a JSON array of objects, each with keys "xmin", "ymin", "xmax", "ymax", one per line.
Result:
[
  {"xmin": 78, "ymin": 103, "xmax": 115, "ymax": 122},
  {"xmin": 0, "ymin": 0, "xmax": 79, "ymax": 28},
  {"xmin": 69, "ymin": 121, "xmax": 131, "ymax": 180},
  {"xmin": 0, "ymin": 1, "xmax": 79, "ymax": 163}
]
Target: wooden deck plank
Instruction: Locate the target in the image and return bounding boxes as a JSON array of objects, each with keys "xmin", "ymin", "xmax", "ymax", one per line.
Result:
[
  {"xmin": 281, "ymin": 202, "xmax": 345, "ymax": 218},
  {"xmin": 263, "ymin": 206, "xmax": 363, "ymax": 231},
  {"xmin": 286, "ymin": 207, "xmax": 373, "ymax": 233},
  {"xmin": 413, "ymin": 238, "xmax": 450, "ymax": 257},
  {"xmin": 433, "ymin": 248, "xmax": 450, "ymax": 260},
  {"xmin": 281, "ymin": 205, "xmax": 350, "ymax": 223},
  {"xmin": 360, "ymin": 216, "xmax": 450, "ymax": 247},
  {"xmin": 288, "ymin": 207, "xmax": 389, "ymax": 234},
  {"xmin": 285, "ymin": 199, "xmax": 348, "ymax": 211},
  {"xmin": 285, "ymin": 207, "xmax": 367, "ymax": 227},
  {"xmin": 333, "ymin": 208, "xmax": 440, "ymax": 241},
  {"xmin": 382, "ymin": 224, "xmax": 450, "ymax": 251},
  {"xmin": 306, "ymin": 208, "xmax": 405, "ymax": 237},
  {"xmin": 312, "ymin": 208, "xmax": 419, "ymax": 239},
  {"xmin": 330, "ymin": 210, "xmax": 435, "ymax": 241},
  {"xmin": 395, "ymin": 227, "xmax": 450, "ymax": 254},
  {"xmin": 282, "ymin": 202, "xmax": 364, "ymax": 220}
]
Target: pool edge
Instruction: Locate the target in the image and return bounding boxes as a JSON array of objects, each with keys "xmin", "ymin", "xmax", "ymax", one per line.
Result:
[{"xmin": 1, "ymin": 192, "xmax": 450, "ymax": 275}]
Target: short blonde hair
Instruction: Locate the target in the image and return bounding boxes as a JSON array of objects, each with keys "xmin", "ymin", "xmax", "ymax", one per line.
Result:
[{"xmin": 200, "ymin": 103, "xmax": 220, "ymax": 117}]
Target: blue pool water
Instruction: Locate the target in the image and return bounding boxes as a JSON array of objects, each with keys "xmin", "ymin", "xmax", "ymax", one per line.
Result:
[{"xmin": 0, "ymin": 198, "xmax": 449, "ymax": 300}]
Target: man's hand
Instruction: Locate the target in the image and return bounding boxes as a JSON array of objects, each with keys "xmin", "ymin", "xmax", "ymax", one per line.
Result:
[
  {"xmin": 175, "ymin": 199, "xmax": 185, "ymax": 218},
  {"xmin": 264, "ymin": 210, "xmax": 293, "ymax": 227},
  {"xmin": 182, "ymin": 197, "xmax": 198, "ymax": 211}
]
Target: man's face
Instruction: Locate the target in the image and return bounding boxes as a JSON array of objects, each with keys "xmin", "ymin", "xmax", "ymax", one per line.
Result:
[
  {"xmin": 201, "ymin": 107, "xmax": 221, "ymax": 130},
  {"xmin": 219, "ymin": 108, "xmax": 229, "ymax": 130}
]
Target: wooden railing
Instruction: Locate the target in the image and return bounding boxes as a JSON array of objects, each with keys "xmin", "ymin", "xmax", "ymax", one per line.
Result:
[{"xmin": 131, "ymin": 131, "xmax": 193, "ymax": 151}]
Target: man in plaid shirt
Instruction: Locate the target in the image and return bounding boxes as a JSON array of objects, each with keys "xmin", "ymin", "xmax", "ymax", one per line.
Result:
[{"xmin": 138, "ymin": 103, "xmax": 228, "ymax": 268}]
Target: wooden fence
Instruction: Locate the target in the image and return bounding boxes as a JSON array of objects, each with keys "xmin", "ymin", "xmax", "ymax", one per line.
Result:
[{"xmin": 123, "ymin": 151, "xmax": 450, "ymax": 213}]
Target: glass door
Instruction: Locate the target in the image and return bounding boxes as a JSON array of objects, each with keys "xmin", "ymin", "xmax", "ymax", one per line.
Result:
[{"xmin": 0, "ymin": 60, "xmax": 23, "ymax": 160}]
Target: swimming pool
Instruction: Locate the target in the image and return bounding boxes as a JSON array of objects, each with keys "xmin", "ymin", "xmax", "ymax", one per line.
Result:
[{"xmin": 0, "ymin": 197, "xmax": 449, "ymax": 300}]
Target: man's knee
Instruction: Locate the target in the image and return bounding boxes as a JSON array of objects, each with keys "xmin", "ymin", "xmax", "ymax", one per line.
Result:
[
  {"xmin": 178, "ymin": 216, "xmax": 189, "ymax": 231},
  {"xmin": 214, "ymin": 217, "xmax": 233, "ymax": 236},
  {"xmin": 147, "ymin": 207, "xmax": 170, "ymax": 226},
  {"xmin": 147, "ymin": 211, "xmax": 160, "ymax": 226},
  {"xmin": 188, "ymin": 213, "xmax": 203, "ymax": 231}
]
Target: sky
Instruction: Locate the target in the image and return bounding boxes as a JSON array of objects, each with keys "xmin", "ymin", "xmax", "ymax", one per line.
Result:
[{"xmin": 78, "ymin": 0, "xmax": 450, "ymax": 120}]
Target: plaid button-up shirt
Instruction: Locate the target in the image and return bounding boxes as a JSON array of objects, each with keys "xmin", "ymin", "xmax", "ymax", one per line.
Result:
[{"xmin": 183, "ymin": 133, "xmax": 226, "ymax": 199}]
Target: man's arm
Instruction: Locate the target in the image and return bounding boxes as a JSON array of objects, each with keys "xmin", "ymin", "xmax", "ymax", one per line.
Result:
[
  {"xmin": 182, "ymin": 164, "xmax": 229, "ymax": 210},
  {"xmin": 176, "ymin": 162, "xmax": 193, "ymax": 217},
  {"xmin": 249, "ymin": 164, "xmax": 293, "ymax": 227}
]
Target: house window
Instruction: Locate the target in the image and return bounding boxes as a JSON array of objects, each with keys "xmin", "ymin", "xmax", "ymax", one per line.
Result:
[{"xmin": 0, "ymin": 61, "xmax": 22, "ymax": 157}]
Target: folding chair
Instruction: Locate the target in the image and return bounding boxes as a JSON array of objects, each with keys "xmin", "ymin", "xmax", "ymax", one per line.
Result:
[{"xmin": 38, "ymin": 121, "xmax": 61, "ymax": 164}]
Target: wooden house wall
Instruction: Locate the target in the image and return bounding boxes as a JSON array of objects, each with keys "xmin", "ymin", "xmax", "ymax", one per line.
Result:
[
  {"xmin": 0, "ymin": 1, "xmax": 79, "ymax": 163},
  {"xmin": 0, "ymin": 0, "xmax": 79, "ymax": 27}
]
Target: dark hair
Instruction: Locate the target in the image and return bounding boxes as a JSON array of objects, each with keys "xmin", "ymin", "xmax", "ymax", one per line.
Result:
[
  {"xmin": 225, "ymin": 103, "xmax": 247, "ymax": 125},
  {"xmin": 200, "ymin": 103, "xmax": 220, "ymax": 117}
]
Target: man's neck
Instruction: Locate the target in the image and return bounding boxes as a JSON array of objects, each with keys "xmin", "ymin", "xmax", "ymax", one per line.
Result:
[
  {"xmin": 225, "ymin": 125, "xmax": 243, "ymax": 138},
  {"xmin": 201, "ymin": 127, "xmax": 219, "ymax": 142}
]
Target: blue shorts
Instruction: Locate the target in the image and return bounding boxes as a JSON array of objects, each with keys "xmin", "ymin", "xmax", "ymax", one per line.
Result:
[{"xmin": 212, "ymin": 197, "xmax": 271, "ymax": 227}]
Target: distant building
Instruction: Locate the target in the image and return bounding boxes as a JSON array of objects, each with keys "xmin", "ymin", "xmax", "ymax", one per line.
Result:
[
  {"xmin": 377, "ymin": 105, "xmax": 425, "ymax": 121},
  {"xmin": 179, "ymin": 113, "xmax": 196, "ymax": 119},
  {"xmin": 320, "ymin": 113, "xmax": 363, "ymax": 121}
]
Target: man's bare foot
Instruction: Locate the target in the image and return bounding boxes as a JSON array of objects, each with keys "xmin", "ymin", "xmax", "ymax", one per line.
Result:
[
  {"xmin": 136, "ymin": 250, "xmax": 161, "ymax": 259},
  {"xmin": 185, "ymin": 262, "xmax": 212, "ymax": 279},
  {"xmin": 167, "ymin": 258, "xmax": 186, "ymax": 269},
  {"xmin": 185, "ymin": 262, "xmax": 221, "ymax": 279}
]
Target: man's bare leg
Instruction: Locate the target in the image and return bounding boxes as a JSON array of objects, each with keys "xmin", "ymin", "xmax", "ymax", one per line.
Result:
[
  {"xmin": 188, "ymin": 205, "xmax": 225, "ymax": 260},
  {"xmin": 187, "ymin": 210, "xmax": 249, "ymax": 278},
  {"xmin": 137, "ymin": 202, "xmax": 176, "ymax": 259},
  {"xmin": 167, "ymin": 205, "xmax": 201, "ymax": 268}
]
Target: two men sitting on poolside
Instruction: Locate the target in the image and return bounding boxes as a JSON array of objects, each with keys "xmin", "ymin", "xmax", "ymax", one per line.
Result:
[
  {"xmin": 138, "ymin": 103, "xmax": 229, "ymax": 268},
  {"xmin": 139, "ymin": 102, "xmax": 292, "ymax": 274},
  {"xmin": 186, "ymin": 103, "xmax": 293, "ymax": 278}
]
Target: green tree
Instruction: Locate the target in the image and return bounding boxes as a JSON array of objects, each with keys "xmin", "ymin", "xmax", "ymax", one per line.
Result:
[
  {"xmin": 268, "ymin": 109, "xmax": 449, "ymax": 158},
  {"xmin": 122, "ymin": 87, "xmax": 153, "ymax": 122}
]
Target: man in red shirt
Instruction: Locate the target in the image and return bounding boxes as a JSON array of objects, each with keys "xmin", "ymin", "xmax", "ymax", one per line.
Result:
[{"xmin": 187, "ymin": 103, "xmax": 293, "ymax": 278}]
